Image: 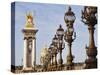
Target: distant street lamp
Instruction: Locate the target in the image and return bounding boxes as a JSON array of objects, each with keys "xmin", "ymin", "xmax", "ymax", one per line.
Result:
[
  {"xmin": 64, "ymin": 6, "xmax": 76, "ymax": 69},
  {"xmin": 49, "ymin": 43, "xmax": 54, "ymax": 65},
  {"xmin": 81, "ymin": 6, "xmax": 97, "ymax": 68},
  {"xmin": 52, "ymin": 35, "xmax": 58, "ymax": 68},
  {"xmin": 56, "ymin": 25, "xmax": 65, "ymax": 68}
]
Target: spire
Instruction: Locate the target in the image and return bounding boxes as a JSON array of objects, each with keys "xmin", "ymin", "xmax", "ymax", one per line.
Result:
[{"xmin": 25, "ymin": 12, "xmax": 34, "ymax": 28}]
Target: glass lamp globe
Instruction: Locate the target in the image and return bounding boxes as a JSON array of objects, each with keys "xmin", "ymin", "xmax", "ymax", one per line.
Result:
[
  {"xmin": 56, "ymin": 25, "xmax": 64, "ymax": 40},
  {"xmin": 50, "ymin": 43, "xmax": 54, "ymax": 49},
  {"xmin": 64, "ymin": 6, "xmax": 76, "ymax": 23},
  {"xmin": 64, "ymin": 15, "xmax": 76, "ymax": 22},
  {"xmin": 52, "ymin": 35, "xmax": 58, "ymax": 45}
]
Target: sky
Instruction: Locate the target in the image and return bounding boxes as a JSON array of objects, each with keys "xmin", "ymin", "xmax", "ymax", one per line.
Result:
[{"xmin": 12, "ymin": 2, "xmax": 97, "ymax": 66}]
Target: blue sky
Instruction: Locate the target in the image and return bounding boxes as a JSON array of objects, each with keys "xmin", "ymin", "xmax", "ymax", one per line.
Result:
[{"xmin": 13, "ymin": 2, "xmax": 97, "ymax": 66}]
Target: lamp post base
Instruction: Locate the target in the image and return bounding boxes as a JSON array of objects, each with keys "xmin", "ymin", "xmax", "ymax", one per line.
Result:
[
  {"xmin": 67, "ymin": 55, "xmax": 74, "ymax": 66},
  {"xmin": 66, "ymin": 55, "xmax": 74, "ymax": 70},
  {"xmin": 22, "ymin": 67, "xmax": 35, "ymax": 72},
  {"xmin": 85, "ymin": 46, "xmax": 97, "ymax": 69},
  {"xmin": 85, "ymin": 58, "xmax": 97, "ymax": 69},
  {"xmin": 58, "ymin": 58, "xmax": 63, "ymax": 66}
]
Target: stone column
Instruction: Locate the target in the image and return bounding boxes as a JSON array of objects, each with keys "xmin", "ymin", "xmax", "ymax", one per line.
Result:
[
  {"xmin": 32, "ymin": 37, "xmax": 36, "ymax": 68},
  {"xmin": 23, "ymin": 38, "xmax": 27, "ymax": 69}
]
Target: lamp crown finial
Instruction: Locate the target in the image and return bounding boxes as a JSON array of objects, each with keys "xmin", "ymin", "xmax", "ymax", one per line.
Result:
[
  {"xmin": 68, "ymin": 6, "xmax": 71, "ymax": 11},
  {"xmin": 60, "ymin": 24, "xmax": 62, "ymax": 28}
]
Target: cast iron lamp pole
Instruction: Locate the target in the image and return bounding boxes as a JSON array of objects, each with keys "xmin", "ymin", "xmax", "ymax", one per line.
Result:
[
  {"xmin": 81, "ymin": 6, "xmax": 97, "ymax": 68},
  {"xmin": 56, "ymin": 24, "xmax": 65, "ymax": 69},
  {"xmin": 64, "ymin": 6, "xmax": 76, "ymax": 69},
  {"xmin": 49, "ymin": 43, "xmax": 54, "ymax": 66},
  {"xmin": 52, "ymin": 35, "xmax": 58, "ymax": 69}
]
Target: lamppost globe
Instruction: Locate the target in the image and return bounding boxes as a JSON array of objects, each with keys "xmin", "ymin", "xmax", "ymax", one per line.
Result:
[
  {"xmin": 50, "ymin": 43, "xmax": 54, "ymax": 49},
  {"xmin": 49, "ymin": 43, "xmax": 54, "ymax": 54},
  {"xmin": 56, "ymin": 25, "xmax": 64, "ymax": 40},
  {"xmin": 56, "ymin": 39, "xmax": 63, "ymax": 52},
  {"xmin": 52, "ymin": 35, "xmax": 58, "ymax": 46},
  {"xmin": 64, "ymin": 6, "xmax": 76, "ymax": 27}
]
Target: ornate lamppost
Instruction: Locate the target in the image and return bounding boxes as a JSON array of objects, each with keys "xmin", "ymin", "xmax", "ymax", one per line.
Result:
[
  {"xmin": 49, "ymin": 43, "xmax": 54, "ymax": 66},
  {"xmin": 48, "ymin": 43, "xmax": 55, "ymax": 71},
  {"xmin": 64, "ymin": 6, "xmax": 76, "ymax": 69},
  {"xmin": 56, "ymin": 24, "xmax": 65, "ymax": 69},
  {"xmin": 52, "ymin": 35, "xmax": 58, "ymax": 69},
  {"xmin": 81, "ymin": 6, "xmax": 97, "ymax": 68}
]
